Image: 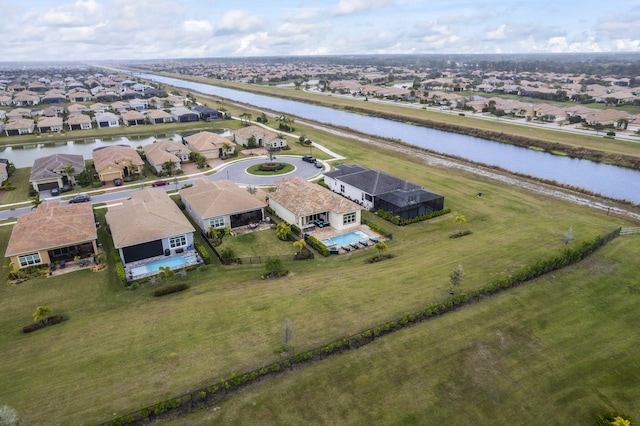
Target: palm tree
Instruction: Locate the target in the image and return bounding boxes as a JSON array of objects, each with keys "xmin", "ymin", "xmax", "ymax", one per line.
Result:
[
  {"xmin": 454, "ymin": 215, "xmax": 467, "ymax": 233},
  {"xmin": 63, "ymin": 163, "xmax": 76, "ymax": 187},
  {"xmin": 162, "ymin": 160, "xmax": 177, "ymax": 177},
  {"xmin": 33, "ymin": 306, "xmax": 52, "ymax": 323},
  {"xmin": 276, "ymin": 222, "xmax": 290, "ymax": 241},
  {"xmin": 3, "ymin": 262, "xmax": 20, "ymax": 280},
  {"xmin": 293, "ymin": 239, "xmax": 305, "ymax": 255},
  {"xmin": 158, "ymin": 266, "xmax": 175, "ymax": 282}
]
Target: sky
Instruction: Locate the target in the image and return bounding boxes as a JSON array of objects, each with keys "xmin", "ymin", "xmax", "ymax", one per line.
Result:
[{"xmin": 0, "ymin": 0, "xmax": 639, "ymax": 62}]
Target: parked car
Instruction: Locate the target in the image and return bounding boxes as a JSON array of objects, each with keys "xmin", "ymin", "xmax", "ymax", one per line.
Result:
[
  {"xmin": 314, "ymin": 161, "xmax": 323, "ymax": 168},
  {"xmin": 151, "ymin": 180, "xmax": 169, "ymax": 187},
  {"xmin": 69, "ymin": 193, "xmax": 91, "ymax": 204},
  {"xmin": 302, "ymin": 155, "xmax": 316, "ymax": 163},
  {"xmin": 114, "ymin": 178, "xmax": 123, "ymax": 186},
  {"xmin": 50, "ymin": 187, "xmax": 60, "ymax": 196}
]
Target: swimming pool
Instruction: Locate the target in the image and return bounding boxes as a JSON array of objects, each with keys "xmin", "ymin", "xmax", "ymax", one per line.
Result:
[
  {"xmin": 322, "ymin": 230, "xmax": 372, "ymax": 247},
  {"xmin": 129, "ymin": 254, "xmax": 197, "ymax": 277}
]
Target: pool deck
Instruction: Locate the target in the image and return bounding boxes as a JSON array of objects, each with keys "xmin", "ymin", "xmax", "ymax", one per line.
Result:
[
  {"xmin": 124, "ymin": 249, "xmax": 202, "ymax": 281},
  {"xmin": 306, "ymin": 224, "xmax": 385, "ymax": 254}
]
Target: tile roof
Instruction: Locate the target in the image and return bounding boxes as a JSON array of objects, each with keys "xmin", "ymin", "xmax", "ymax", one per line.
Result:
[
  {"xmin": 29, "ymin": 153, "xmax": 84, "ymax": 181},
  {"xmin": 106, "ymin": 188, "xmax": 194, "ymax": 248},
  {"xmin": 143, "ymin": 140, "xmax": 190, "ymax": 166},
  {"xmin": 269, "ymin": 177, "xmax": 361, "ymax": 216},
  {"xmin": 179, "ymin": 179, "xmax": 266, "ymax": 219},
  {"xmin": 92, "ymin": 145, "xmax": 144, "ymax": 173},
  {"xmin": 233, "ymin": 125, "xmax": 279, "ymax": 142},
  {"xmin": 184, "ymin": 131, "xmax": 233, "ymax": 151},
  {"xmin": 5, "ymin": 202, "xmax": 97, "ymax": 256}
]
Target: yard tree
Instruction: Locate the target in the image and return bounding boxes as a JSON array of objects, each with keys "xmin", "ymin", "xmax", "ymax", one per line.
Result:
[
  {"xmin": 264, "ymin": 258, "xmax": 285, "ymax": 276},
  {"xmin": 281, "ymin": 318, "xmax": 294, "ymax": 353},
  {"xmin": 276, "ymin": 222, "xmax": 290, "ymax": 241},
  {"xmin": 3, "ymin": 262, "xmax": 20, "ymax": 280},
  {"xmin": 33, "ymin": 306, "xmax": 52, "ymax": 323},
  {"xmin": 293, "ymin": 239, "xmax": 305, "ymax": 255},
  {"xmin": 454, "ymin": 215, "xmax": 467, "ymax": 233},
  {"xmin": 374, "ymin": 241, "xmax": 389, "ymax": 260},
  {"xmin": 449, "ymin": 264, "xmax": 464, "ymax": 294},
  {"xmin": 561, "ymin": 226, "xmax": 574, "ymax": 245},
  {"xmin": 63, "ymin": 163, "xmax": 76, "ymax": 186},
  {"xmin": 162, "ymin": 160, "xmax": 177, "ymax": 176}
]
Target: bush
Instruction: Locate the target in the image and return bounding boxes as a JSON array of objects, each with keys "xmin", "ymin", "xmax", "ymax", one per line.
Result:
[
  {"xmin": 305, "ymin": 235, "xmax": 330, "ymax": 257},
  {"xmin": 153, "ymin": 282, "xmax": 189, "ymax": 297},
  {"xmin": 449, "ymin": 230, "xmax": 473, "ymax": 239},
  {"xmin": 194, "ymin": 241, "xmax": 211, "ymax": 265}
]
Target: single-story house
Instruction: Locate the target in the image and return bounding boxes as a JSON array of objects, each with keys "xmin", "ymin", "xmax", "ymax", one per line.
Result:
[
  {"xmin": 121, "ymin": 110, "xmax": 146, "ymax": 126},
  {"xmin": 67, "ymin": 113, "xmax": 93, "ymax": 130},
  {"xmin": 192, "ymin": 105, "xmax": 223, "ymax": 121},
  {"xmin": 95, "ymin": 112, "xmax": 120, "ymax": 129},
  {"xmin": 323, "ymin": 164, "xmax": 445, "ymax": 220},
  {"xmin": 4, "ymin": 119, "xmax": 35, "ymax": 136},
  {"xmin": 106, "ymin": 188, "xmax": 195, "ymax": 264},
  {"xmin": 29, "ymin": 153, "xmax": 84, "ymax": 192},
  {"xmin": 129, "ymin": 98, "xmax": 148, "ymax": 111},
  {"xmin": 180, "ymin": 179, "xmax": 267, "ymax": 231},
  {"xmin": 145, "ymin": 109, "xmax": 173, "ymax": 124},
  {"xmin": 4, "ymin": 202, "xmax": 98, "ymax": 269},
  {"xmin": 268, "ymin": 176, "xmax": 363, "ymax": 231},
  {"xmin": 183, "ymin": 131, "xmax": 235, "ymax": 159},
  {"xmin": 67, "ymin": 103, "xmax": 90, "ymax": 115},
  {"xmin": 143, "ymin": 140, "xmax": 191, "ymax": 174},
  {"xmin": 36, "ymin": 116, "xmax": 64, "ymax": 133},
  {"xmin": 233, "ymin": 125, "xmax": 287, "ymax": 150},
  {"xmin": 92, "ymin": 145, "xmax": 144, "ymax": 183},
  {"xmin": 171, "ymin": 107, "xmax": 199, "ymax": 123},
  {"xmin": 40, "ymin": 93, "xmax": 67, "ymax": 104},
  {"xmin": 110, "ymin": 101, "xmax": 130, "ymax": 113},
  {"xmin": 90, "ymin": 103, "xmax": 108, "ymax": 114}
]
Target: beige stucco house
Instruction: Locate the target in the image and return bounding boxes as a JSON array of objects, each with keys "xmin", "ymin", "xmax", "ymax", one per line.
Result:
[
  {"xmin": 143, "ymin": 140, "xmax": 191, "ymax": 174},
  {"xmin": 233, "ymin": 125, "xmax": 287, "ymax": 150},
  {"xmin": 183, "ymin": 131, "xmax": 235, "ymax": 159},
  {"xmin": 92, "ymin": 145, "xmax": 144, "ymax": 183},
  {"xmin": 5, "ymin": 202, "xmax": 98, "ymax": 269},
  {"xmin": 179, "ymin": 179, "xmax": 266, "ymax": 231},
  {"xmin": 268, "ymin": 177, "xmax": 362, "ymax": 232}
]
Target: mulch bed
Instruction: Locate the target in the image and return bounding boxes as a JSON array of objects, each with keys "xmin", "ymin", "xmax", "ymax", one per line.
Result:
[{"xmin": 22, "ymin": 316, "xmax": 67, "ymax": 333}]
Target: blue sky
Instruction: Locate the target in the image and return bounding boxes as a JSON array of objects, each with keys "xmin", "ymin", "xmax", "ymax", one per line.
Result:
[{"xmin": 0, "ymin": 0, "xmax": 638, "ymax": 62}]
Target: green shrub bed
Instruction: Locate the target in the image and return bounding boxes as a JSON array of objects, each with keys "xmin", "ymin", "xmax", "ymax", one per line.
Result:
[{"xmin": 152, "ymin": 282, "xmax": 190, "ymax": 297}]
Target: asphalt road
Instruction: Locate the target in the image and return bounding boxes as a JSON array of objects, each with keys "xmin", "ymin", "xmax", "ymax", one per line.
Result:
[{"xmin": 0, "ymin": 155, "xmax": 324, "ymax": 221}]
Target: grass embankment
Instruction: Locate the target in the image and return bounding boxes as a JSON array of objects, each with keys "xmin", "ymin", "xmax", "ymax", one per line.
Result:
[
  {"xmin": 0, "ymin": 131, "xmax": 637, "ymax": 424},
  {"xmin": 172, "ymin": 235, "xmax": 640, "ymax": 426},
  {"xmin": 155, "ymin": 72, "xmax": 640, "ymax": 163}
]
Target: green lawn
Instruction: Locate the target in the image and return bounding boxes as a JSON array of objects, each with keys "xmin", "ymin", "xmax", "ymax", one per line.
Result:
[
  {"xmin": 173, "ymin": 235, "xmax": 640, "ymax": 425},
  {"xmin": 0, "ymin": 119, "xmax": 638, "ymax": 424},
  {"xmin": 217, "ymin": 228, "xmax": 297, "ymax": 258}
]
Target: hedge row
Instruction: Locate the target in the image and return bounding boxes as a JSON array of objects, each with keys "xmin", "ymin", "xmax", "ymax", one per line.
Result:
[
  {"xmin": 194, "ymin": 241, "xmax": 211, "ymax": 265},
  {"xmin": 113, "ymin": 249, "xmax": 126, "ymax": 286},
  {"xmin": 99, "ymin": 229, "xmax": 620, "ymax": 426},
  {"xmin": 305, "ymin": 235, "xmax": 330, "ymax": 257},
  {"xmin": 152, "ymin": 282, "xmax": 190, "ymax": 297},
  {"xmin": 360, "ymin": 218, "xmax": 392, "ymax": 238}
]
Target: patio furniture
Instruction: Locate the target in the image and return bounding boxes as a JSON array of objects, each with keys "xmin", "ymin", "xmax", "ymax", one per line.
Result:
[
  {"xmin": 359, "ymin": 240, "xmax": 369, "ymax": 247},
  {"xmin": 349, "ymin": 242, "xmax": 359, "ymax": 249},
  {"xmin": 50, "ymin": 263, "xmax": 57, "ymax": 271},
  {"xmin": 329, "ymin": 247, "xmax": 340, "ymax": 255},
  {"xmin": 59, "ymin": 260, "xmax": 66, "ymax": 269},
  {"xmin": 369, "ymin": 236, "xmax": 379, "ymax": 243},
  {"xmin": 341, "ymin": 245, "xmax": 351, "ymax": 252}
]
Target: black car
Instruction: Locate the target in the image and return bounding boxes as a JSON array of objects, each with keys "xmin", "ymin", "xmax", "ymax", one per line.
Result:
[
  {"xmin": 114, "ymin": 178, "xmax": 123, "ymax": 186},
  {"xmin": 69, "ymin": 194, "xmax": 91, "ymax": 204},
  {"xmin": 302, "ymin": 155, "xmax": 316, "ymax": 163}
]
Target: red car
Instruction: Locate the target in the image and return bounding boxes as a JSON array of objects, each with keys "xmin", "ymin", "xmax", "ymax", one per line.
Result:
[{"xmin": 151, "ymin": 180, "xmax": 169, "ymax": 187}]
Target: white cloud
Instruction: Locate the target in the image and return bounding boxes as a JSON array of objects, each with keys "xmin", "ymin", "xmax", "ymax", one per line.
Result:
[
  {"xmin": 215, "ymin": 10, "xmax": 264, "ymax": 34},
  {"xmin": 331, "ymin": 0, "xmax": 390, "ymax": 16},
  {"xmin": 183, "ymin": 20, "xmax": 213, "ymax": 34},
  {"xmin": 485, "ymin": 24, "xmax": 507, "ymax": 40}
]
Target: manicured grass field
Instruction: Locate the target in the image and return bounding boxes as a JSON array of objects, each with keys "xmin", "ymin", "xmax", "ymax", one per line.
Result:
[
  {"xmin": 171, "ymin": 235, "xmax": 640, "ymax": 425},
  {"xmin": 0, "ymin": 121, "xmax": 638, "ymax": 424}
]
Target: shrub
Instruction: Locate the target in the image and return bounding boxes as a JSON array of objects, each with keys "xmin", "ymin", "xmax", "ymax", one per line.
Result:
[
  {"xmin": 270, "ymin": 363, "xmax": 281, "ymax": 372},
  {"xmin": 153, "ymin": 282, "xmax": 189, "ymax": 297},
  {"xmin": 197, "ymin": 390, "xmax": 207, "ymax": 399},
  {"xmin": 194, "ymin": 241, "xmax": 211, "ymax": 265},
  {"xmin": 305, "ymin": 235, "xmax": 330, "ymax": 257}
]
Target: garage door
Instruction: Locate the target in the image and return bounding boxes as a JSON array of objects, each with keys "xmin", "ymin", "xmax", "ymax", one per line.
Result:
[
  {"xmin": 121, "ymin": 240, "xmax": 164, "ymax": 263},
  {"xmin": 37, "ymin": 182, "xmax": 59, "ymax": 191}
]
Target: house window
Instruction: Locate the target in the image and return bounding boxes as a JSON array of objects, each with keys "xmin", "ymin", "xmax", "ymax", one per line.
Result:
[
  {"xmin": 169, "ymin": 235, "xmax": 187, "ymax": 249},
  {"xmin": 343, "ymin": 212, "xmax": 356, "ymax": 225},
  {"xmin": 340, "ymin": 184, "xmax": 345, "ymax": 193},
  {"xmin": 364, "ymin": 194, "xmax": 373, "ymax": 202},
  {"xmin": 18, "ymin": 253, "xmax": 42, "ymax": 267},
  {"xmin": 209, "ymin": 217, "xmax": 225, "ymax": 228}
]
